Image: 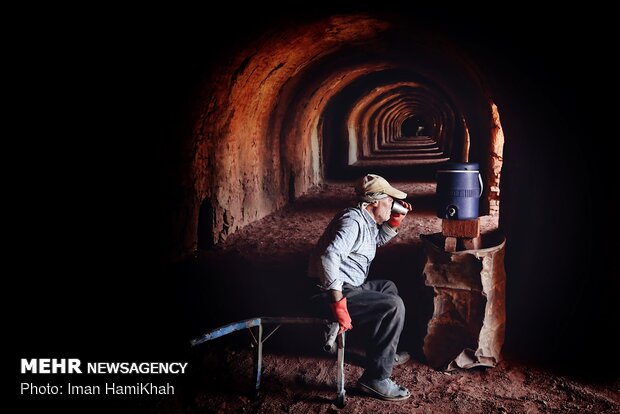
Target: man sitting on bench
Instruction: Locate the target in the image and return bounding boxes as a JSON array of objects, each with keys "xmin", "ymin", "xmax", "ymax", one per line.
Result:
[{"xmin": 308, "ymin": 174, "xmax": 413, "ymax": 401}]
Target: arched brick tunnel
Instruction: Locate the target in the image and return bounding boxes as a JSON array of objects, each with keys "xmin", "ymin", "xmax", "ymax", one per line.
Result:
[
  {"xmin": 159, "ymin": 11, "xmax": 617, "ymax": 378},
  {"xmin": 12, "ymin": 7, "xmax": 619, "ymax": 414},
  {"xmin": 172, "ymin": 15, "xmax": 503, "ymax": 254}
]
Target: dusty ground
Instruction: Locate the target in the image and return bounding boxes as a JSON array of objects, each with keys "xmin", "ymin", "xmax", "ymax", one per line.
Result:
[
  {"xmin": 159, "ymin": 351, "xmax": 619, "ymax": 414},
  {"xmin": 217, "ymin": 181, "xmax": 498, "ymax": 259},
  {"xmin": 160, "ymin": 181, "xmax": 619, "ymax": 414}
]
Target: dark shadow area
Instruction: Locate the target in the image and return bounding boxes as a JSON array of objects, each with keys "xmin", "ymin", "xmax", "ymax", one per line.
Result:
[
  {"xmin": 402, "ymin": 117, "xmax": 430, "ymax": 137},
  {"xmin": 197, "ymin": 198, "xmax": 215, "ymax": 250}
]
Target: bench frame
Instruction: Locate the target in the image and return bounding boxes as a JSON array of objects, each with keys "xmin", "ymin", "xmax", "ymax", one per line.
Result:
[{"xmin": 190, "ymin": 316, "xmax": 346, "ymax": 408}]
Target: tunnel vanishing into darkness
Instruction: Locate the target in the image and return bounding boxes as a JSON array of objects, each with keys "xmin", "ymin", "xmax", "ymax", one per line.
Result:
[
  {"xmin": 159, "ymin": 11, "xmax": 616, "ymax": 377},
  {"xmin": 177, "ymin": 15, "xmax": 505, "ymax": 256}
]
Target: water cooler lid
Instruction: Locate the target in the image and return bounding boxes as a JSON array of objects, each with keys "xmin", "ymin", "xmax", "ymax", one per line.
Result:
[{"xmin": 439, "ymin": 162, "xmax": 479, "ymax": 171}]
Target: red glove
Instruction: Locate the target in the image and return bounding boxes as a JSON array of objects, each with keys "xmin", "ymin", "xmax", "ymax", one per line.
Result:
[
  {"xmin": 388, "ymin": 201, "xmax": 412, "ymax": 227},
  {"xmin": 330, "ymin": 297, "xmax": 353, "ymax": 334}
]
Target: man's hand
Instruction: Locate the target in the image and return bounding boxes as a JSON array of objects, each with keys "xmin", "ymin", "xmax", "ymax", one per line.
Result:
[
  {"xmin": 388, "ymin": 201, "xmax": 412, "ymax": 228},
  {"xmin": 330, "ymin": 297, "xmax": 353, "ymax": 334}
]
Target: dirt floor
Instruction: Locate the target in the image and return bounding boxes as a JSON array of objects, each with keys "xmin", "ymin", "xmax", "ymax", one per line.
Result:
[
  {"xmin": 158, "ymin": 351, "xmax": 619, "ymax": 414},
  {"xmin": 161, "ymin": 181, "xmax": 619, "ymax": 414}
]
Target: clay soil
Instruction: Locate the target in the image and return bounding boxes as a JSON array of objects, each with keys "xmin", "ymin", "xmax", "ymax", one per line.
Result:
[{"xmin": 159, "ymin": 181, "xmax": 619, "ymax": 414}]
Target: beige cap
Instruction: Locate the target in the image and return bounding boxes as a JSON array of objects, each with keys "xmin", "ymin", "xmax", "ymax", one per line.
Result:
[{"xmin": 355, "ymin": 174, "xmax": 407, "ymax": 201}]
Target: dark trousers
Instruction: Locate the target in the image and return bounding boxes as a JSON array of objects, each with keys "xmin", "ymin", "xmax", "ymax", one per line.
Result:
[{"xmin": 311, "ymin": 280, "xmax": 405, "ymax": 380}]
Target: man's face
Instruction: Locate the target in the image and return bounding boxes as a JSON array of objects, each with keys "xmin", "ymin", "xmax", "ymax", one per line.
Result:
[{"xmin": 373, "ymin": 196, "xmax": 393, "ymax": 224}]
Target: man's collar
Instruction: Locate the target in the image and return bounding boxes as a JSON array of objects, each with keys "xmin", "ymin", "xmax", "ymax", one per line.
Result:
[{"xmin": 361, "ymin": 206, "xmax": 377, "ymax": 225}]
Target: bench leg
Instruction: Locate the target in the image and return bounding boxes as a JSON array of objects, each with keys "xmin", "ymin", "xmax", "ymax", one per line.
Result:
[
  {"xmin": 335, "ymin": 332, "xmax": 346, "ymax": 408},
  {"xmin": 252, "ymin": 323, "xmax": 263, "ymax": 399}
]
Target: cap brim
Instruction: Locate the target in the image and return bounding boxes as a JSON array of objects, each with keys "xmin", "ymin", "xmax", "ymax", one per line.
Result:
[{"xmin": 384, "ymin": 186, "xmax": 407, "ymax": 199}]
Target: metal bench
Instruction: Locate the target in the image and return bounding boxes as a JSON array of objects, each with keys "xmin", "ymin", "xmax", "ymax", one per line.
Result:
[{"xmin": 190, "ymin": 316, "xmax": 346, "ymax": 408}]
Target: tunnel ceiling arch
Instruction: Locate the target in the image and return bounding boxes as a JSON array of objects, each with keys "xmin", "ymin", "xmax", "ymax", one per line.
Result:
[
  {"xmin": 345, "ymin": 81, "xmax": 457, "ymax": 167},
  {"xmin": 176, "ymin": 14, "xmax": 500, "ymax": 255}
]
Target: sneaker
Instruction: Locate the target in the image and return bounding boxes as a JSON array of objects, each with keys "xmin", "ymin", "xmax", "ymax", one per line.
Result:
[
  {"xmin": 357, "ymin": 377, "xmax": 411, "ymax": 401},
  {"xmin": 394, "ymin": 351, "xmax": 410, "ymax": 366}
]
